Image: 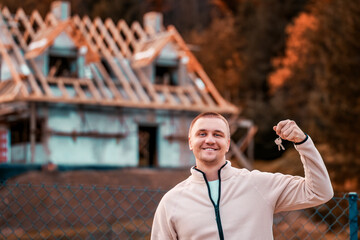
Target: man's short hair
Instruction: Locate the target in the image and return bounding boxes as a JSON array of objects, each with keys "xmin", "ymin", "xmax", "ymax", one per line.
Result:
[{"xmin": 188, "ymin": 112, "xmax": 230, "ymax": 138}]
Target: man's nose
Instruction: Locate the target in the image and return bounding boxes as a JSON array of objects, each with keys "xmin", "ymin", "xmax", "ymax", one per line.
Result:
[{"xmin": 205, "ymin": 135, "xmax": 216, "ymax": 143}]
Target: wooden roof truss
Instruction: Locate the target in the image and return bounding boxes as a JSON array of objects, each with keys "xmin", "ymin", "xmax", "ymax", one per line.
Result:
[{"xmin": 0, "ymin": 7, "xmax": 239, "ymax": 114}]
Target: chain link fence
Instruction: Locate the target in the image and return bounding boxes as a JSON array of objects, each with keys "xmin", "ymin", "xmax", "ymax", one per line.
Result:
[{"xmin": 0, "ymin": 183, "xmax": 359, "ymax": 239}]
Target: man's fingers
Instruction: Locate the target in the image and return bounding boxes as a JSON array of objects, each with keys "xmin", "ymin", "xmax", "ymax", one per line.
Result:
[
  {"xmin": 281, "ymin": 122, "xmax": 292, "ymax": 136},
  {"xmin": 287, "ymin": 131, "xmax": 298, "ymax": 142},
  {"xmin": 274, "ymin": 120, "xmax": 304, "ymax": 142},
  {"xmin": 275, "ymin": 120, "xmax": 291, "ymax": 136},
  {"xmin": 282, "ymin": 126, "xmax": 294, "ymax": 139}
]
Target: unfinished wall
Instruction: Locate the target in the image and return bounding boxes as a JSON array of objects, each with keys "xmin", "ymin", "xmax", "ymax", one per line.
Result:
[
  {"xmin": 45, "ymin": 106, "xmax": 137, "ymax": 166},
  {"xmin": 32, "ymin": 105, "xmax": 196, "ymax": 167}
]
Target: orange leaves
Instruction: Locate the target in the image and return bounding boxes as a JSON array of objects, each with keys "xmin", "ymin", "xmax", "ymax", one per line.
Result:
[{"xmin": 268, "ymin": 13, "xmax": 318, "ymax": 93}]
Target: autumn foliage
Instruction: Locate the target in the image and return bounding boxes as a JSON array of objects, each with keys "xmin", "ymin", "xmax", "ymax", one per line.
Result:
[
  {"xmin": 269, "ymin": 13, "xmax": 318, "ymax": 93},
  {"xmin": 268, "ymin": 0, "xmax": 360, "ymax": 187}
]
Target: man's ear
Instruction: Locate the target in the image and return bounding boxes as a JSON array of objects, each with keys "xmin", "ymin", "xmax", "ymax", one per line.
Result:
[
  {"xmin": 189, "ymin": 137, "xmax": 193, "ymax": 150},
  {"xmin": 226, "ymin": 138, "xmax": 230, "ymax": 152}
]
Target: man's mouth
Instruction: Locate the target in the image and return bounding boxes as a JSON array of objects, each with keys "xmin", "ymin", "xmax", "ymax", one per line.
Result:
[{"xmin": 202, "ymin": 148, "xmax": 218, "ymax": 151}]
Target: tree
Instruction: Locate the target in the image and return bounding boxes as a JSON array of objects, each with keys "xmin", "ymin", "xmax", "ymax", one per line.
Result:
[
  {"xmin": 270, "ymin": 0, "xmax": 360, "ymax": 182},
  {"xmin": 233, "ymin": 0, "xmax": 308, "ymax": 158},
  {"xmin": 268, "ymin": 12, "xmax": 319, "ymax": 124},
  {"xmin": 91, "ymin": 0, "xmax": 147, "ymax": 24},
  {"xmin": 311, "ymin": 0, "xmax": 360, "ymax": 163}
]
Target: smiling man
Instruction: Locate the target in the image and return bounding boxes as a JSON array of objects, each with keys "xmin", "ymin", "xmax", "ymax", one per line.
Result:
[
  {"xmin": 188, "ymin": 113, "xmax": 230, "ymax": 181},
  {"xmin": 151, "ymin": 112, "xmax": 333, "ymax": 240}
]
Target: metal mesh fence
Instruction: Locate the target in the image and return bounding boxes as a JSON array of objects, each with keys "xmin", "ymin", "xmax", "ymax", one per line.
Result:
[
  {"xmin": 273, "ymin": 195, "xmax": 355, "ymax": 239},
  {"xmin": 0, "ymin": 183, "xmax": 166, "ymax": 240},
  {"xmin": 0, "ymin": 183, "xmax": 358, "ymax": 239}
]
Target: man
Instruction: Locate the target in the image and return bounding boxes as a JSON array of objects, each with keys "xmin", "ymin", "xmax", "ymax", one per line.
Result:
[{"xmin": 151, "ymin": 112, "xmax": 333, "ymax": 240}]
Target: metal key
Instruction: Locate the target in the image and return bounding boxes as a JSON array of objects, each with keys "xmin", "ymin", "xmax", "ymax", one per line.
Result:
[{"xmin": 275, "ymin": 137, "xmax": 285, "ymax": 151}]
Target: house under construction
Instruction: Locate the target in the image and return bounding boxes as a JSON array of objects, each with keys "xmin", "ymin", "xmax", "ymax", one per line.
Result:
[{"xmin": 0, "ymin": 1, "xmax": 256, "ymax": 169}]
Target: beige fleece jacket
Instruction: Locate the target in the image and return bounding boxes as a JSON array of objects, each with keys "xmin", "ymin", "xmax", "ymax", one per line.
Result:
[{"xmin": 151, "ymin": 137, "xmax": 333, "ymax": 240}]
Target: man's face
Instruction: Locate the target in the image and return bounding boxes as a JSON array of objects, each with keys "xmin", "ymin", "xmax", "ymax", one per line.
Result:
[{"xmin": 189, "ymin": 117, "xmax": 230, "ymax": 165}]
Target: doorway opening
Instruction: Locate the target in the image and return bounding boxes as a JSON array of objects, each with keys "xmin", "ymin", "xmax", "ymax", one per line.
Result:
[{"xmin": 138, "ymin": 125, "xmax": 157, "ymax": 167}]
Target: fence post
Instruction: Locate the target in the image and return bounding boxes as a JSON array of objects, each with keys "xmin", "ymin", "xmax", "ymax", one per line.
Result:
[{"xmin": 349, "ymin": 192, "xmax": 358, "ymax": 240}]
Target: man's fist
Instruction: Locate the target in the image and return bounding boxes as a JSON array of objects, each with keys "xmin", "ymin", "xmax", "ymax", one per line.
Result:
[{"xmin": 273, "ymin": 120, "xmax": 307, "ymax": 143}]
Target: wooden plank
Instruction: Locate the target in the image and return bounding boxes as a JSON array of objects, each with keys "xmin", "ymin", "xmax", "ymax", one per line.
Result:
[
  {"xmin": 131, "ymin": 33, "xmax": 171, "ymax": 68},
  {"xmin": 169, "ymin": 26, "xmax": 229, "ymax": 107},
  {"xmin": 188, "ymin": 72, "xmax": 215, "ymax": 106},
  {"xmin": 114, "ymin": 58, "xmax": 151, "ymax": 103},
  {"xmin": 105, "ymin": 19, "xmax": 131, "ymax": 57},
  {"xmin": 190, "ymin": 73, "xmax": 216, "ymax": 106},
  {"xmin": 94, "ymin": 19, "xmax": 150, "ymax": 103},
  {"xmin": 83, "ymin": 17, "xmax": 150, "ymax": 104},
  {"xmin": 94, "ymin": 18, "xmax": 121, "ymax": 56},
  {"xmin": 14, "ymin": 8, "xmax": 35, "ymax": 42},
  {"xmin": 186, "ymin": 85, "xmax": 203, "ymax": 105},
  {"xmin": 90, "ymin": 18, "xmax": 138, "ymax": 102},
  {"xmin": 0, "ymin": 81, "xmax": 21, "ymax": 102},
  {"xmin": 44, "ymin": 13, "xmax": 58, "ymax": 27},
  {"xmin": 27, "ymin": 58, "xmax": 53, "ymax": 96},
  {"xmin": 117, "ymin": 20, "xmax": 136, "ymax": 54},
  {"xmin": 238, "ymin": 125, "xmax": 258, "ymax": 153},
  {"xmin": 83, "ymin": 18, "xmax": 155, "ymax": 102},
  {"xmin": 154, "ymin": 85, "xmax": 177, "ymax": 105},
  {"xmin": 183, "ymin": 86, "xmax": 203, "ymax": 106},
  {"xmin": 104, "ymin": 54, "xmax": 139, "ymax": 102},
  {"xmin": 30, "ymin": 102, "xmax": 36, "ymax": 163},
  {"xmin": 117, "ymin": 20, "xmax": 133, "ymax": 44},
  {"xmin": 8, "ymin": 33, "xmax": 42, "ymax": 96},
  {"xmin": 30, "ymin": 10, "xmax": 46, "ymax": 30},
  {"xmin": 86, "ymin": 79, "xmax": 102, "ymax": 100},
  {"xmin": 85, "ymin": 17, "xmax": 104, "ymax": 52},
  {"xmin": 93, "ymin": 62, "xmax": 122, "ymax": 100},
  {"xmin": 57, "ymin": 80, "xmax": 70, "ymax": 99},
  {"xmin": 1, "ymin": 8, "xmax": 28, "ymax": 50},
  {"xmin": 230, "ymin": 139, "xmax": 252, "ymax": 170},
  {"xmin": 131, "ymin": 21, "xmax": 148, "ymax": 41},
  {"xmin": 0, "ymin": 39, "xmax": 28, "ymax": 97},
  {"xmin": 40, "ymin": 106, "xmax": 51, "ymax": 160},
  {"xmin": 134, "ymin": 69, "xmax": 161, "ymax": 103},
  {"xmin": 174, "ymin": 87, "xmax": 191, "ymax": 106},
  {"xmin": 23, "ymin": 94, "xmax": 238, "ymax": 113},
  {"xmin": 128, "ymin": 21, "xmax": 145, "ymax": 52},
  {"xmin": 73, "ymin": 81, "xmax": 87, "ymax": 99},
  {"xmin": 48, "ymin": 130, "xmax": 126, "ymax": 139},
  {"xmin": 89, "ymin": 64, "xmax": 111, "ymax": 99},
  {"xmin": 29, "ymin": 10, "xmax": 46, "ymax": 37},
  {"xmin": 73, "ymin": 15, "xmax": 99, "ymax": 53},
  {"xmin": 26, "ymin": 75, "xmax": 43, "ymax": 96}
]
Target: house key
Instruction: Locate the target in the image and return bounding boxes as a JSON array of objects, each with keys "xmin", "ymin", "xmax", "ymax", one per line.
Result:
[{"xmin": 275, "ymin": 137, "xmax": 285, "ymax": 151}]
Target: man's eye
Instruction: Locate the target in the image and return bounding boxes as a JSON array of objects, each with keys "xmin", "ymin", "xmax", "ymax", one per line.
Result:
[{"xmin": 199, "ymin": 133, "xmax": 206, "ymax": 136}]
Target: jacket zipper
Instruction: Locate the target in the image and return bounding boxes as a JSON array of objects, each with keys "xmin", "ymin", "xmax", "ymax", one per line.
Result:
[{"xmin": 194, "ymin": 162, "xmax": 227, "ymax": 240}]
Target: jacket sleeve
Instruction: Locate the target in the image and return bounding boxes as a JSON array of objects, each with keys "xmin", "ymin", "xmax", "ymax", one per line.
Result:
[
  {"xmin": 252, "ymin": 136, "xmax": 334, "ymax": 213},
  {"xmin": 151, "ymin": 195, "xmax": 178, "ymax": 240}
]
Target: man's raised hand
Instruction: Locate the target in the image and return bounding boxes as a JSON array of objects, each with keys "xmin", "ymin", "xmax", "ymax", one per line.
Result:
[{"xmin": 273, "ymin": 120, "xmax": 307, "ymax": 143}]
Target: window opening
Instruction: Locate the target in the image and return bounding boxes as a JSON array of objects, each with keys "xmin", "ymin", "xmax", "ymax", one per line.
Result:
[
  {"xmin": 155, "ymin": 65, "xmax": 178, "ymax": 86},
  {"xmin": 10, "ymin": 119, "xmax": 43, "ymax": 144},
  {"xmin": 49, "ymin": 55, "xmax": 78, "ymax": 78}
]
